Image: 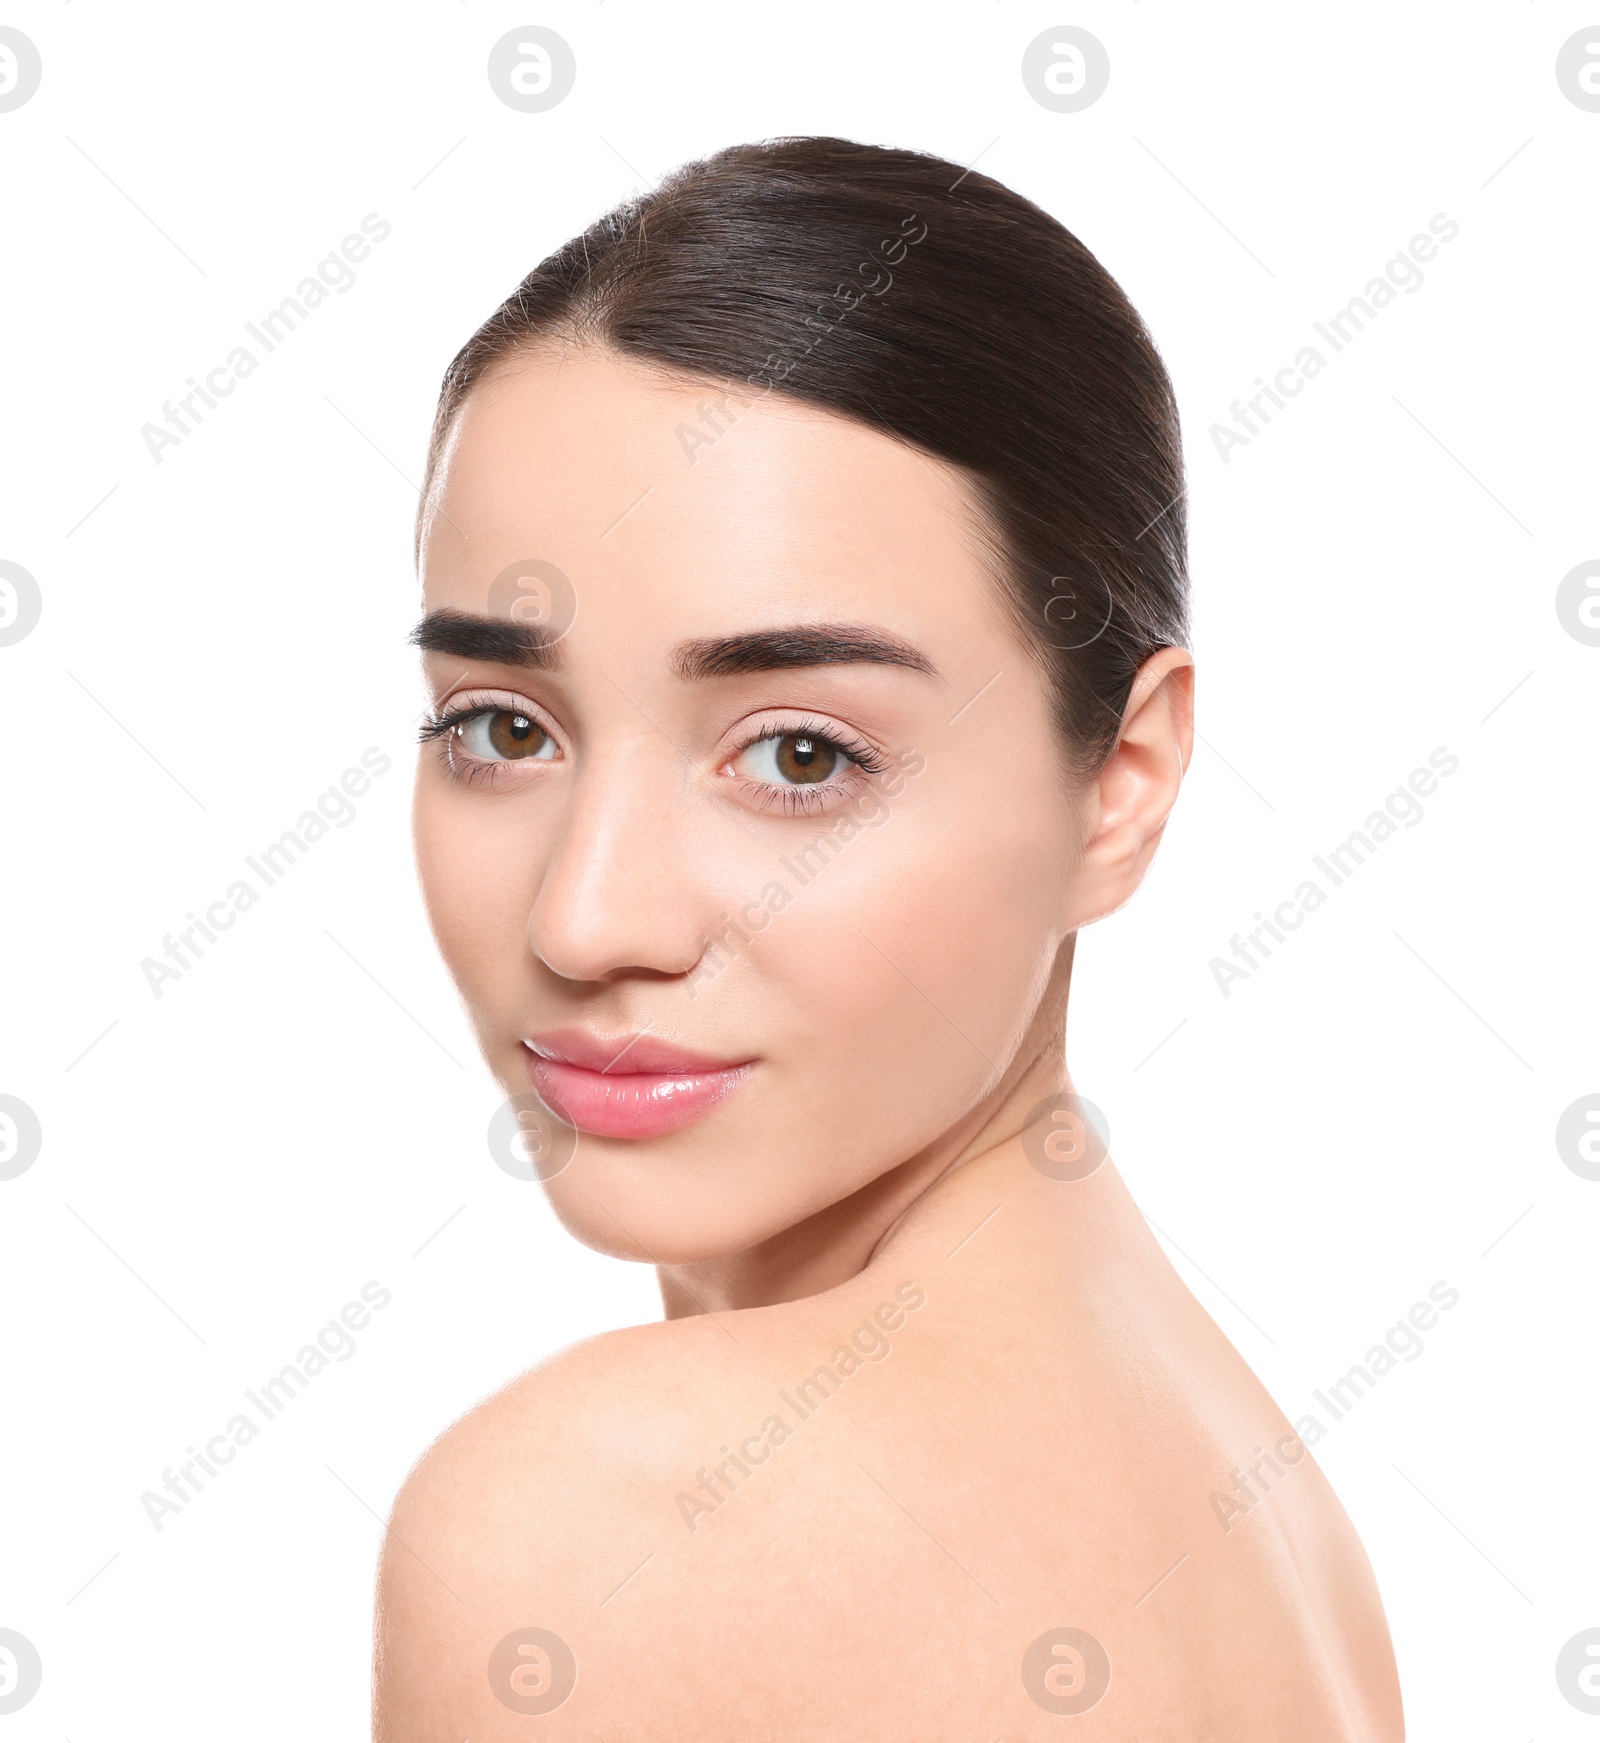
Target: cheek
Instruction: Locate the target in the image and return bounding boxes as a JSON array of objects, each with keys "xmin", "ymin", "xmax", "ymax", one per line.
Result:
[
  {"xmin": 412, "ymin": 772, "xmax": 540, "ymax": 1009},
  {"xmin": 745, "ymin": 801, "xmax": 1074, "ymax": 1108}
]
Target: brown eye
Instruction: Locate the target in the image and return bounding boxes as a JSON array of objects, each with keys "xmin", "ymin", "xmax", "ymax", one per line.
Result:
[
  {"xmin": 487, "ymin": 711, "xmax": 546, "ymax": 758},
  {"xmin": 731, "ymin": 730, "xmax": 849, "ymax": 788},
  {"xmin": 730, "ymin": 727, "xmax": 861, "ymax": 793},
  {"xmin": 774, "ymin": 733, "xmax": 838, "ymax": 784},
  {"xmin": 455, "ymin": 709, "xmax": 557, "ymax": 763}
]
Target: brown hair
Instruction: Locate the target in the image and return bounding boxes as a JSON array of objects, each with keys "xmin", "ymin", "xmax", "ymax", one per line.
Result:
[{"xmin": 418, "ymin": 136, "xmax": 1188, "ymax": 779}]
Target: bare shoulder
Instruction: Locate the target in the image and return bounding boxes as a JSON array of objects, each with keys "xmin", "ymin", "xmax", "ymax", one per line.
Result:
[
  {"xmin": 371, "ymin": 1241, "xmax": 1401, "ymax": 1740},
  {"xmin": 373, "ymin": 1278, "xmax": 938, "ymax": 1738},
  {"xmin": 378, "ymin": 1276, "xmax": 915, "ymax": 1543},
  {"xmin": 386, "ymin": 1311, "xmax": 742, "ymax": 1520},
  {"xmin": 373, "ymin": 1315, "xmax": 735, "ymax": 1731}
]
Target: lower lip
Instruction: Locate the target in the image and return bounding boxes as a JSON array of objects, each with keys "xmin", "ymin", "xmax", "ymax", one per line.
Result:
[{"xmin": 523, "ymin": 1050, "xmax": 753, "ymax": 1141}]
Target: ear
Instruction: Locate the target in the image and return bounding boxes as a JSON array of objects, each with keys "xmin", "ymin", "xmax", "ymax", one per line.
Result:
[{"xmin": 1064, "ymin": 647, "xmax": 1195, "ymax": 929}]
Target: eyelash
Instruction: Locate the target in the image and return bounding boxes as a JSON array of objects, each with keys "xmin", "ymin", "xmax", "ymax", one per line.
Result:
[
  {"xmin": 420, "ymin": 696, "xmax": 892, "ymax": 811},
  {"xmin": 729, "ymin": 714, "xmax": 892, "ymax": 817},
  {"xmin": 418, "ymin": 695, "xmax": 550, "ymax": 790},
  {"xmin": 419, "ymin": 699, "xmax": 515, "ymax": 742}
]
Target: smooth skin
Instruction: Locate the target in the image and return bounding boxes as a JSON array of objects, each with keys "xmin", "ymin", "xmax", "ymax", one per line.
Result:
[{"xmin": 378, "ymin": 343, "xmax": 1404, "ymax": 1739}]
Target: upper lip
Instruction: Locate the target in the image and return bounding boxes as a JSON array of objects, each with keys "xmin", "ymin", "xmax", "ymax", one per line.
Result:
[{"xmin": 523, "ymin": 1028, "xmax": 752, "ymax": 1076}]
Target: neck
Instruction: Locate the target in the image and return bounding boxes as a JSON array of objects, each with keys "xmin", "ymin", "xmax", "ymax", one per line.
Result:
[{"xmin": 657, "ymin": 949, "xmax": 1075, "ymax": 1318}]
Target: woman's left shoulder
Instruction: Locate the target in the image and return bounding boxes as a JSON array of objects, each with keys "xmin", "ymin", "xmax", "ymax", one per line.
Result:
[{"xmin": 376, "ymin": 1299, "xmax": 899, "ymax": 1726}]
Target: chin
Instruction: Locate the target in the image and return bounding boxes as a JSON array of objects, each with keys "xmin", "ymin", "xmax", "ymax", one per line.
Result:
[{"xmin": 537, "ymin": 1147, "xmax": 834, "ymax": 1270}]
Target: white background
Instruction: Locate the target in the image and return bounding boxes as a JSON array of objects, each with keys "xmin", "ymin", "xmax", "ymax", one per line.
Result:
[{"xmin": 1, "ymin": 3, "xmax": 1597, "ymax": 1736}]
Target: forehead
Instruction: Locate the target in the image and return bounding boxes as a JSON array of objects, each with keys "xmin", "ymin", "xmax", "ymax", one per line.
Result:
[{"xmin": 419, "ymin": 343, "xmax": 1005, "ymax": 647}]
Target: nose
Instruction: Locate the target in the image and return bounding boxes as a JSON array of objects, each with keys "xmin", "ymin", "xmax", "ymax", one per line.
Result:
[{"xmin": 526, "ymin": 742, "xmax": 716, "ymax": 984}]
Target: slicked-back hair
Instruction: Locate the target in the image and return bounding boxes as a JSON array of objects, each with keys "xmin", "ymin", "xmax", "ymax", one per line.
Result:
[{"xmin": 417, "ymin": 136, "xmax": 1189, "ymax": 781}]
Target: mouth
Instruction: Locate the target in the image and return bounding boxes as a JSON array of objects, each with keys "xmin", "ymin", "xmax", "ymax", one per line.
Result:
[{"xmin": 520, "ymin": 1028, "xmax": 755, "ymax": 1141}]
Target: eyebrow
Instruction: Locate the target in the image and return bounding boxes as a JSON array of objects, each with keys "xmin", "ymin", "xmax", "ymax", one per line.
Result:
[
  {"xmin": 409, "ymin": 612, "xmax": 938, "ymax": 683},
  {"xmin": 410, "ymin": 609, "xmax": 564, "ymax": 669},
  {"xmin": 671, "ymin": 624, "xmax": 937, "ymax": 682}
]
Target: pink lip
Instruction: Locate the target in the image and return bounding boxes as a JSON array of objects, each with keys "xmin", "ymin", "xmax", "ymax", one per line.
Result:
[{"xmin": 522, "ymin": 1029, "xmax": 754, "ymax": 1141}]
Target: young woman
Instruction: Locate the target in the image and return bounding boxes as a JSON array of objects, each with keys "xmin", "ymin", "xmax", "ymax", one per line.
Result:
[{"xmin": 375, "ymin": 137, "xmax": 1403, "ymax": 1739}]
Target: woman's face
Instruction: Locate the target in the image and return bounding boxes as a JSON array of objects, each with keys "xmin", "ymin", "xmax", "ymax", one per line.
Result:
[{"xmin": 414, "ymin": 344, "xmax": 1098, "ymax": 1265}]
